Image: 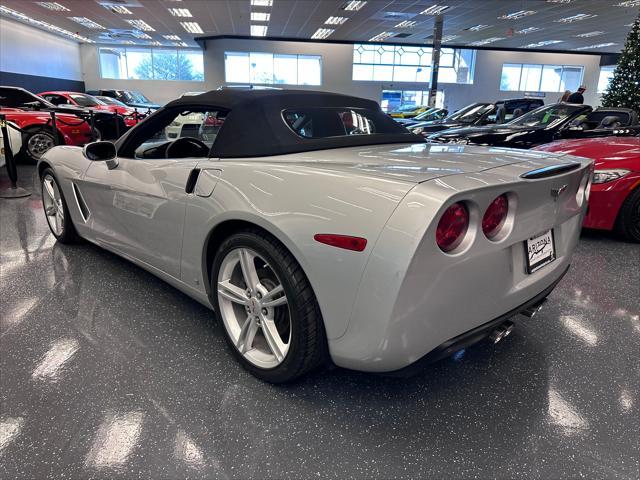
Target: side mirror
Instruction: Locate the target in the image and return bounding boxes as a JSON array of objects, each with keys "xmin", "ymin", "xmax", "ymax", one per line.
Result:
[{"xmin": 83, "ymin": 141, "xmax": 118, "ymax": 169}]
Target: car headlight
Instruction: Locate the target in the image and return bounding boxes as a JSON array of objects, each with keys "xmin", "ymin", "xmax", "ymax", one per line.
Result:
[
  {"xmin": 448, "ymin": 138, "xmax": 469, "ymax": 145},
  {"xmin": 592, "ymin": 169, "xmax": 630, "ymax": 184},
  {"xmin": 169, "ymin": 121, "xmax": 180, "ymax": 127},
  {"xmin": 412, "ymin": 127, "xmax": 424, "ymax": 135}
]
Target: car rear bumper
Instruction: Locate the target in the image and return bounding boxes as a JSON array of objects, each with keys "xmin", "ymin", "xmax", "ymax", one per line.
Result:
[{"xmin": 383, "ymin": 264, "xmax": 569, "ymax": 377}]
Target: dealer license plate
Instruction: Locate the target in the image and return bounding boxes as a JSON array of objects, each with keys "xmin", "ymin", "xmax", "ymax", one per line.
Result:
[{"xmin": 525, "ymin": 229, "xmax": 556, "ymax": 274}]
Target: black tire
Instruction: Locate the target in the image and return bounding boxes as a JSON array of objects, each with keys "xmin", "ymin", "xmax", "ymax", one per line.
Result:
[
  {"xmin": 211, "ymin": 229, "xmax": 328, "ymax": 383},
  {"xmin": 23, "ymin": 127, "xmax": 58, "ymax": 163},
  {"xmin": 614, "ymin": 187, "xmax": 640, "ymax": 243},
  {"xmin": 40, "ymin": 168, "xmax": 80, "ymax": 244}
]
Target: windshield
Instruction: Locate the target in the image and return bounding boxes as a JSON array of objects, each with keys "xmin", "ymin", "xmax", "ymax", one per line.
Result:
[
  {"xmin": 507, "ymin": 104, "xmax": 585, "ymax": 127},
  {"xmin": 413, "ymin": 108, "xmax": 438, "ymax": 120},
  {"xmin": 0, "ymin": 87, "xmax": 55, "ymax": 109},
  {"xmin": 69, "ymin": 94, "xmax": 104, "ymax": 107},
  {"xmin": 121, "ymin": 91, "xmax": 152, "ymax": 104},
  {"xmin": 446, "ymin": 103, "xmax": 493, "ymax": 123},
  {"xmin": 97, "ymin": 96, "xmax": 127, "ymax": 107},
  {"xmin": 393, "ymin": 104, "xmax": 421, "ymax": 113}
]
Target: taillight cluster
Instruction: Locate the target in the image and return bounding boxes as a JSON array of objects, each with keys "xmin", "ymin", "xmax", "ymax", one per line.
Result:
[{"xmin": 436, "ymin": 194, "xmax": 511, "ymax": 253}]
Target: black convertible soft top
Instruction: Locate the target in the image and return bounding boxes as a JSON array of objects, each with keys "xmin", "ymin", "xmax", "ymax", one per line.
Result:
[{"xmin": 162, "ymin": 89, "xmax": 424, "ymax": 158}]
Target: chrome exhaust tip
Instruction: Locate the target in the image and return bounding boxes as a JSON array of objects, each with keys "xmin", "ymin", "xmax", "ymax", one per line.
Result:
[
  {"xmin": 488, "ymin": 321, "xmax": 515, "ymax": 344},
  {"xmin": 520, "ymin": 299, "xmax": 547, "ymax": 318}
]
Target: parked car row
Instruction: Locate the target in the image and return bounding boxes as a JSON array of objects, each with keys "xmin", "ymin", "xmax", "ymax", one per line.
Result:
[{"xmin": 0, "ymin": 86, "xmax": 157, "ymax": 161}]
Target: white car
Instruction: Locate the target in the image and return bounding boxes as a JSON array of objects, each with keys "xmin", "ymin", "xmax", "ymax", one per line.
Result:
[
  {"xmin": 37, "ymin": 90, "xmax": 592, "ymax": 382},
  {"xmin": 0, "ymin": 120, "xmax": 22, "ymax": 168}
]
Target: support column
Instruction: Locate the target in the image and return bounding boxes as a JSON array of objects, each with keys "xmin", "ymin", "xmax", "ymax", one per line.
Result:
[{"xmin": 428, "ymin": 14, "xmax": 444, "ymax": 107}]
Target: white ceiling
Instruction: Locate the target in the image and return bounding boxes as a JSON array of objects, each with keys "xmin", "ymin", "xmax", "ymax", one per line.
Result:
[{"xmin": 0, "ymin": 0, "xmax": 636, "ymax": 53}]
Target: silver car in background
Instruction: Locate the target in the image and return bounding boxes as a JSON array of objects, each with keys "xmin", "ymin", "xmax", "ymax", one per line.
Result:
[{"xmin": 37, "ymin": 90, "xmax": 592, "ymax": 382}]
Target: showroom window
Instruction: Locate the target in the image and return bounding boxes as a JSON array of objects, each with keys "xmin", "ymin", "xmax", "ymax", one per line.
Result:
[
  {"xmin": 352, "ymin": 44, "xmax": 476, "ymax": 84},
  {"xmin": 99, "ymin": 47, "xmax": 204, "ymax": 81},
  {"xmin": 500, "ymin": 63, "xmax": 584, "ymax": 92},
  {"xmin": 224, "ymin": 52, "xmax": 322, "ymax": 85},
  {"xmin": 597, "ymin": 65, "xmax": 616, "ymax": 93}
]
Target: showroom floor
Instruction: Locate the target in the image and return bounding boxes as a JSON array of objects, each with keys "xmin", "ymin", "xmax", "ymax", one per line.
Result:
[{"xmin": 1, "ymin": 165, "xmax": 638, "ymax": 480}]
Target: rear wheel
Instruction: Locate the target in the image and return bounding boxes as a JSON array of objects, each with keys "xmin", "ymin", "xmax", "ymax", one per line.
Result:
[
  {"xmin": 41, "ymin": 169, "xmax": 80, "ymax": 244},
  {"xmin": 614, "ymin": 187, "xmax": 640, "ymax": 243},
  {"xmin": 211, "ymin": 230, "xmax": 327, "ymax": 383}
]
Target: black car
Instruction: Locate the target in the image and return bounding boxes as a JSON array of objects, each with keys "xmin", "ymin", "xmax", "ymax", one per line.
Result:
[
  {"xmin": 394, "ymin": 107, "xmax": 448, "ymax": 128},
  {"xmin": 410, "ymin": 98, "xmax": 544, "ymax": 136},
  {"xmin": 427, "ymin": 104, "xmax": 639, "ymax": 148},
  {"xmin": 0, "ymin": 86, "xmax": 125, "ymax": 141},
  {"xmin": 85, "ymin": 89, "xmax": 160, "ymax": 110}
]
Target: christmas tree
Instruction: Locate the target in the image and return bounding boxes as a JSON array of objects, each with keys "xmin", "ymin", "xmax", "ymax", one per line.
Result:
[{"xmin": 601, "ymin": 15, "xmax": 640, "ymax": 113}]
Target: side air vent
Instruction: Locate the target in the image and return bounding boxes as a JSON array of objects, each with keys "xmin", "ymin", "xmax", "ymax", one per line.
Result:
[
  {"xmin": 521, "ymin": 163, "xmax": 581, "ymax": 179},
  {"xmin": 72, "ymin": 183, "xmax": 90, "ymax": 222}
]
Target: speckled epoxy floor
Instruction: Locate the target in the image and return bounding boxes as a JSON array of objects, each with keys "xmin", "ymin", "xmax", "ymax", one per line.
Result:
[{"xmin": 1, "ymin": 165, "xmax": 639, "ymax": 480}]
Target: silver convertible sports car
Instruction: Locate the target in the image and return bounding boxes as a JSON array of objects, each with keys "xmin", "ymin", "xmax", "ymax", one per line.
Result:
[{"xmin": 38, "ymin": 90, "xmax": 592, "ymax": 382}]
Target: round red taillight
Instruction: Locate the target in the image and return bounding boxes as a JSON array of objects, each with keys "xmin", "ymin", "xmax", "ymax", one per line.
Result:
[
  {"xmin": 436, "ymin": 202, "xmax": 469, "ymax": 252},
  {"xmin": 482, "ymin": 194, "xmax": 509, "ymax": 239}
]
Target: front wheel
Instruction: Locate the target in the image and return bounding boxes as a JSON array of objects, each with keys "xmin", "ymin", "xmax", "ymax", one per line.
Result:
[
  {"xmin": 211, "ymin": 230, "xmax": 327, "ymax": 383},
  {"xmin": 41, "ymin": 169, "xmax": 80, "ymax": 244},
  {"xmin": 24, "ymin": 127, "xmax": 57, "ymax": 162},
  {"xmin": 615, "ymin": 187, "xmax": 640, "ymax": 243}
]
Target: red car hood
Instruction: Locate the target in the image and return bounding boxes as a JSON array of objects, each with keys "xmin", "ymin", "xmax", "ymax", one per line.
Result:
[{"xmin": 535, "ymin": 137, "xmax": 640, "ymax": 172}]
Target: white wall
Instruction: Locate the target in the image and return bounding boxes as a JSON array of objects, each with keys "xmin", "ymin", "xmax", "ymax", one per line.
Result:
[
  {"xmin": 0, "ymin": 18, "xmax": 82, "ymax": 80},
  {"xmin": 77, "ymin": 37, "xmax": 607, "ymax": 109},
  {"xmin": 80, "ymin": 44, "xmax": 206, "ymax": 105},
  {"xmin": 204, "ymin": 39, "xmax": 605, "ymax": 111}
]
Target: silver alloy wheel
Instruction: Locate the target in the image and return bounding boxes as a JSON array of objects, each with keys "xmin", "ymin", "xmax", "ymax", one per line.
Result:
[
  {"xmin": 217, "ymin": 248, "xmax": 291, "ymax": 369},
  {"xmin": 42, "ymin": 174, "xmax": 64, "ymax": 237},
  {"xmin": 27, "ymin": 132, "xmax": 55, "ymax": 159}
]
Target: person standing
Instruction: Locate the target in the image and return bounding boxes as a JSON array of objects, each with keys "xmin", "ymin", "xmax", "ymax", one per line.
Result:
[
  {"xmin": 559, "ymin": 90, "xmax": 571, "ymax": 102},
  {"xmin": 567, "ymin": 85, "xmax": 586, "ymax": 104}
]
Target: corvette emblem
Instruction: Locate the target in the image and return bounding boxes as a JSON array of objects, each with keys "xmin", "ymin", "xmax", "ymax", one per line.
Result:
[{"xmin": 550, "ymin": 184, "xmax": 568, "ymax": 201}]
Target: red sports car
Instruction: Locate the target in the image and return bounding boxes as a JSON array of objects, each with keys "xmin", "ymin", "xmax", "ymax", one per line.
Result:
[
  {"xmin": 0, "ymin": 107, "xmax": 93, "ymax": 161},
  {"xmin": 535, "ymin": 136, "xmax": 640, "ymax": 242},
  {"xmin": 39, "ymin": 91, "xmax": 140, "ymax": 127}
]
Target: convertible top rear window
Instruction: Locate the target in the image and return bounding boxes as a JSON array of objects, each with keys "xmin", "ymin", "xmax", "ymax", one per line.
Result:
[{"xmin": 283, "ymin": 108, "xmax": 382, "ymax": 139}]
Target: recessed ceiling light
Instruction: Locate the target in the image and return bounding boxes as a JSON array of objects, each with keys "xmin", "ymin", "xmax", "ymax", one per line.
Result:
[
  {"xmin": 163, "ymin": 34, "xmax": 181, "ymax": 41},
  {"xmin": 105, "ymin": 5, "xmax": 132, "ymax": 15},
  {"xmin": 441, "ymin": 34, "xmax": 459, "ymax": 42},
  {"xmin": 311, "ymin": 28, "xmax": 334, "ymax": 39},
  {"xmin": 465, "ymin": 24, "xmax": 491, "ymax": 32},
  {"xmin": 516, "ymin": 27, "xmax": 543, "ymax": 34},
  {"xmin": 68, "ymin": 17, "xmax": 105, "ymax": 30},
  {"xmin": 498, "ymin": 10, "xmax": 536, "ymax": 20},
  {"xmin": 251, "ymin": 24, "xmax": 268, "ymax": 36},
  {"xmin": 469, "ymin": 37, "xmax": 505, "ymax": 46},
  {"xmin": 126, "ymin": 19, "xmax": 155, "ymax": 31},
  {"xmin": 616, "ymin": 1, "xmax": 640, "ymax": 6},
  {"xmin": 325, "ymin": 16, "xmax": 348, "ymax": 25},
  {"xmin": 420, "ymin": 5, "xmax": 450, "ymax": 15},
  {"xmin": 575, "ymin": 42, "xmax": 618, "ymax": 50},
  {"xmin": 546, "ymin": 0, "xmax": 572, "ymax": 3},
  {"xmin": 368, "ymin": 31, "xmax": 395, "ymax": 41},
  {"xmin": 521, "ymin": 40, "xmax": 564, "ymax": 48},
  {"xmin": 151, "ymin": 41, "xmax": 163, "ymax": 46},
  {"xmin": 251, "ymin": 0, "xmax": 273, "ymax": 6},
  {"xmin": 122, "ymin": 40, "xmax": 136, "ymax": 45},
  {"xmin": 574, "ymin": 31, "xmax": 605, "ymax": 38},
  {"xmin": 0, "ymin": 5, "xmax": 93, "ymax": 42},
  {"xmin": 35, "ymin": 2, "xmax": 69, "ymax": 11},
  {"xmin": 555, "ymin": 14, "xmax": 597, "ymax": 23},
  {"xmin": 168, "ymin": 8, "xmax": 192, "ymax": 17},
  {"xmin": 251, "ymin": 12, "xmax": 270, "ymax": 21},
  {"xmin": 395, "ymin": 20, "xmax": 418, "ymax": 28},
  {"xmin": 342, "ymin": 1, "xmax": 367, "ymax": 11},
  {"xmin": 180, "ymin": 21, "xmax": 203, "ymax": 34},
  {"xmin": 175, "ymin": 41, "xmax": 188, "ymax": 47},
  {"xmin": 132, "ymin": 32, "xmax": 152, "ymax": 39}
]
